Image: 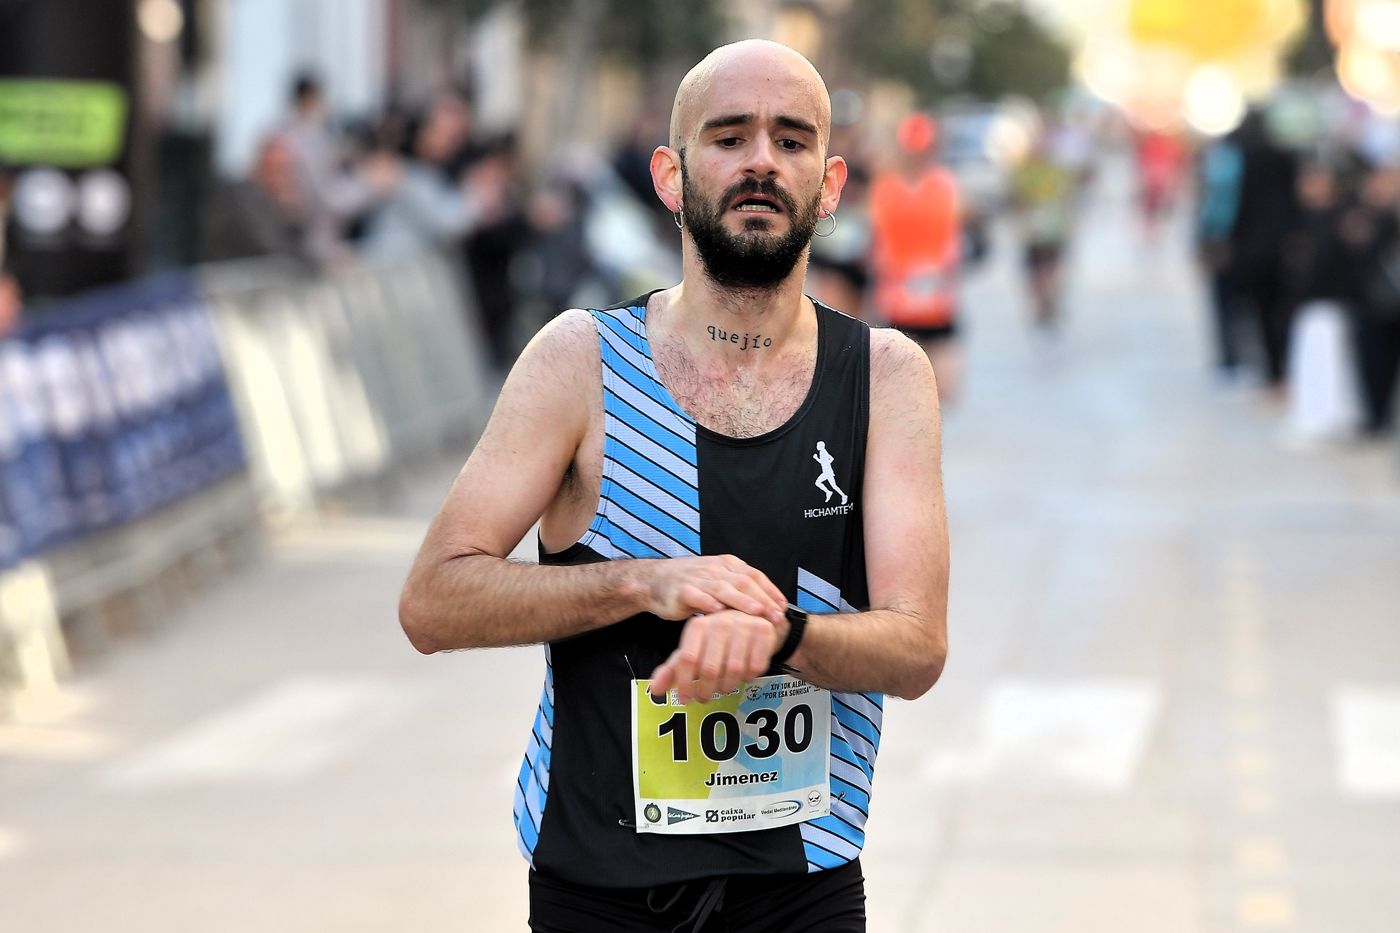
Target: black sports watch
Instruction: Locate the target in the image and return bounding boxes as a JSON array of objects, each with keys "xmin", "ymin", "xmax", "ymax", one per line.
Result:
[{"xmin": 771, "ymin": 604, "xmax": 808, "ymax": 670}]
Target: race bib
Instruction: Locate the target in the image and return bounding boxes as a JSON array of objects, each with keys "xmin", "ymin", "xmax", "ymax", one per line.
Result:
[{"xmin": 631, "ymin": 674, "xmax": 830, "ymax": 835}]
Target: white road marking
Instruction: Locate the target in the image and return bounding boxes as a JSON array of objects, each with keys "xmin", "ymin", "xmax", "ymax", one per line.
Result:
[
  {"xmin": 1332, "ymin": 685, "xmax": 1400, "ymax": 798},
  {"xmin": 923, "ymin": 679, "xmax": 1160, "ymax": 792},
  {"xmin": 0, "ymin": 827, "xmax": 24, "ymax": 859},
  {"xmin": 99, "ymin": 676, "xmax": 424, "ymax": 789}
]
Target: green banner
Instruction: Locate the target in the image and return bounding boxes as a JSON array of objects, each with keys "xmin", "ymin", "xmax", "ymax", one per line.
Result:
[{"xmin": 0, "ymin": 79, "xmax": 128, "ymax": 167}]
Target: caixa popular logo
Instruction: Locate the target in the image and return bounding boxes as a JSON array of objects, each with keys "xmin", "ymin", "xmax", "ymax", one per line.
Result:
[{"xmin": 760, "ymin": 800, "xmax": 802, "ymax": 819}]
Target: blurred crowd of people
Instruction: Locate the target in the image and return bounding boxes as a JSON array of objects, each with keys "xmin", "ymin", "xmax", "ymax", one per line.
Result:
[
  {"xmin": 1195, "ymin": 111, "xmax": 1400, "ymax": 439},
  {"xmin": 208, "ymin": 73, "xmax": 606, "ymax": 374}
]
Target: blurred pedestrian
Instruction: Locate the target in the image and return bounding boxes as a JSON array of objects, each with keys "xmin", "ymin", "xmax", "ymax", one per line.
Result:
[
  {"xmin": 1229, "ymin": 111, "xmax": 1299, "ymax": 399},
  {"xmin": 400, "ymin": 39, "xmax": 947, "ymax": 933},
  {"xmin": 1011, "ymin": 125, "xmax": 1077, "ymax": 341},
  {"xmin": 359, "ymin": 90, "xmax": 503, "ymax": 259},
  {"xmin": 1342, "ymin": 163, "xmax": 1400, "ymax": 437},
  {"xmin": 1195, "ymin": 128, "xmax": 1245, "ymax": 378},
  {"xmin": 1135, "ymin": 128, "xmax": 1186, "ymax": 240},
  {"xmin": 1281, "ymin": 160, "xmax": 1362, "ymax": 441},
  {"xmin": 276, "ymin": 72, "xmax": 397, "ymax": 266},
  {"xmin": 868, "ymin": 113, "xmax": 964, "ymax": 401},
  {"xmin": 0, "ymin": 270, "xmax": 20, "ymax": 337},
  {"xmin": 461, "ymin": 135, "xmax": 530, "ymax": 372},
  {"xmin": 807, "ymin": 155, "xmax": 871, "ymax": 320},
  {"xmin": 204, "ymin": 134, "xmax": 312, "ymax": 263}
]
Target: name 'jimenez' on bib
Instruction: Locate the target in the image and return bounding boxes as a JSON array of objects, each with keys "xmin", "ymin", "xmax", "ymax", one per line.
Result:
[{"xmin": 630, "ymin": 673, "xmax": 832, "ymax": 835}]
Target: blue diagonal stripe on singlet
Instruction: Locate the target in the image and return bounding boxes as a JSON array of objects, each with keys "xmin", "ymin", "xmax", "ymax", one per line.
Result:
[
  {"xmin": 605, "ymin": 417, "xmax": 697, "ymax": 490},
  {"xmin": 597, "ymin": 309, "xmax": 650, "ymax": 355},
  {"xmin": 796, "ymin": 587, "xmax": 838, "ymax": 614},
  {"xmin": 514, "ymin": 651, "xmax": 556, "ymax": 864},
  {"xmin": 606, "ymin": 461, "xmax": 699, "ymax": 530},
  {"xmin": 599, "ymin": 337, "xmax": 683, "ymax": 421},
  {"xmin": 604, "ymin": 443, "xmax": 697, "ymax": 510},
  {"xmin": 595, "ymin": 514, "xmax": 668, "ymax": 559},
  {"xmin": 793, "ymin": 566, "xmax": 884, "ymax": 872},
  {"xmin": 603, "ymin": 390, "xmax": 696, "ymax": 464},
  {"xmin": 832, "ymin": 695, "xmax": 881, "ymax": 747},
  {"xmin": 604, "ymin": 369, "xmax": 694, "ymax": 441},
  {"xmin": 598, "ymin": 494, "xmax": 693, "ymax": 558},
  {"xmin": 602, "ymin": 483, "xmax": 700, "ymax": 553},
  {"xmin": 802, "ymin": 820, "xmax": 863, "ymax": 859}
]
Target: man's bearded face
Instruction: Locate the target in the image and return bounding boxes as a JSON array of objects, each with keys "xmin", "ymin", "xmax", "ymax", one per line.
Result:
[{"xmin": 680, "ymin": 153, "xmax": 822, "ymax": 290}]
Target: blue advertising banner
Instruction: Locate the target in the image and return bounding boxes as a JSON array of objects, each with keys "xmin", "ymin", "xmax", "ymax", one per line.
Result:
[{"xmin": 0, "ymin": 272, "xmax": 244, "ymax": 569}]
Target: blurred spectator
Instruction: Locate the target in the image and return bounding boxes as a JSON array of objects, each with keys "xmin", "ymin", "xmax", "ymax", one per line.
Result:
[
  {"xmin": 1281, "ymin": 160, "xmax": 1362, "ymax": 441},
  {"xmin": 460, "ymin": 135, "xmax": 530, "ymax": 371},
  {"xmin": 807, "ymin": 154, "xmax": 871, "ymax": 319},
  {"xmin": 360, "ymin": 90, "xmax": 504, "ymax": 258},
  {"xmin": 868, "ymin": 113, "xmax": 964, "ymax": 402},
  {"xmin": 1342, "ymin": 163, "xmax": 1400, "ymax": 436},
  {"xmin": 0, "ymin": 271, "xmax": 20, "ymax": 337},
  {"xmin": 1011, "ymin": 124, "xmax": 1077, "ymax": 339},
  {"xmin": 1135, "ymin": 128, "xmax": 1186, "ymax": 240},
  {"xmin": 0, "ymin": 169, "xmax": 19, "ymax": 335},
  {"xmin": 202, "ymin": 135, "xmax": 312, "ymax": 263},
  {"xmin": 611, "ymin": 113, "xmax": 673, "ymax": 236},
  {"xmin": 522, "ymin": 176, "xmax": 596, "ymax": 316},
  {"xmin": 1195, "ymin": 128, "xmax": 1246, "ymax": 378},
  {"xmin": 1229, "ymin": 111, "xmax": 1299, "ymax": 397},
  {"xmin": 276, "ymin": 72, "xmax": 397, "ymax": 266}
]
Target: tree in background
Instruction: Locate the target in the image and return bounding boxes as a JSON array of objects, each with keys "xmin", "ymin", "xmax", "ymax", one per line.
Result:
[{"xmin": 835, "ymin": 0, "xmax": 1071, "ymax": 104}]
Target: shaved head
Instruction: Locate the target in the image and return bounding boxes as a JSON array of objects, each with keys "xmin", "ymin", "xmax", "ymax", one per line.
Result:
[{"xmin": 669, "ymin": 40, "xmax": 832, "ymax": 153}]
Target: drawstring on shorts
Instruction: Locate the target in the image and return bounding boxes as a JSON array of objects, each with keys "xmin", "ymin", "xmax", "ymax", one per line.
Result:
[{"xmin": 646, "ymin": 876, "xmax": 728, "ymax": 933}]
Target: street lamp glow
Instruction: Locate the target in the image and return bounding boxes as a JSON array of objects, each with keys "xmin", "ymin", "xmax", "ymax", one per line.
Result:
[
  {"xmin": 1357, "ymin": 0, "xmax": 1400, "ymax": 50},
  {"xmin": 1184, "ymin": 66, "xmax": 1247, "ymax": 135}
]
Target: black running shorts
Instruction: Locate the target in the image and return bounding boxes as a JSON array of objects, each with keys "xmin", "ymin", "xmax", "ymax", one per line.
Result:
[{"xmin": 528, "ymin": 858, "xmax": 867, "ymax": 933}]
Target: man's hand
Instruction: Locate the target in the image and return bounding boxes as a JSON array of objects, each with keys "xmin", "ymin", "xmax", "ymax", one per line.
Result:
[
  {"xmin": 643, "ymin": 555, "xmax": 786, "ymax": 625},
  {"xmin": 649, "ymin": 610, "xmax": 784, "ymax": 704}
]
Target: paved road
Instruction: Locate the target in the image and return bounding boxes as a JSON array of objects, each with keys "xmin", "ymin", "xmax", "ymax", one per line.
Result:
[{"xmin": 3, "ymin": 157, "xmax": 1399, "ymax": 932}]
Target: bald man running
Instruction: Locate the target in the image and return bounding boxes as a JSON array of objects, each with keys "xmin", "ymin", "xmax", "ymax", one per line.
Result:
[{"xmin": 400, "ymin": 40, "xmax": 948, "ymax": 932}]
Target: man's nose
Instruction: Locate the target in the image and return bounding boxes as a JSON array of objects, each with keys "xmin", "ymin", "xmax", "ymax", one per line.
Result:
[{"xmin": 742, "ymin": 135, "xmax": 780, "ymax": 177}]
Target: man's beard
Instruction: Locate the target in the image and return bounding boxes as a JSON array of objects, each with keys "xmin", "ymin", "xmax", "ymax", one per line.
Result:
[{"xmin": 681, "ymin": 165, "xmax": 821, "ymax": 291}]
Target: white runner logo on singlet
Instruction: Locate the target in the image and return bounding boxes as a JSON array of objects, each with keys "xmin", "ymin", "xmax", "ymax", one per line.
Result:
[{"xmin": 805, "ymin": 440, "xmax": 855, "ymax": 518}]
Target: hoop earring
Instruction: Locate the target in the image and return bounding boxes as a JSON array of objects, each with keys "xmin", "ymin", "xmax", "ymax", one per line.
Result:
[
  {"xmin": 673, "ymin": 206, "xmax": 684, "ymax": 230},
  {"xmin": 814, "ymin": 209, "xmax": 837, "ymax": 238}
]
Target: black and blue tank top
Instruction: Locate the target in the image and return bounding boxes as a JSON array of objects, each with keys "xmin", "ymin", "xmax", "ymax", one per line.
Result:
[{"xmin": 514, "ymin": 294, "xmax": 881, "ymax": 888}]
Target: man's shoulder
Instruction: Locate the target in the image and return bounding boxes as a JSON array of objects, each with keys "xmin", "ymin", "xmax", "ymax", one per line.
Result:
[
  {"xmin": 524, "ymin": 308, "xmax": 599, "ymax": 363},
  {"xmin": 867, "ymin": 326, "xmax": 936, "ymax": 392}
]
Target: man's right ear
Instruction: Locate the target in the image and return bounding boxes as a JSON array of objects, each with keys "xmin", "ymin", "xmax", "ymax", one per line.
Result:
[{"xmin": 650, "ymin": 146, "xmax": 683, "ymax": 212}]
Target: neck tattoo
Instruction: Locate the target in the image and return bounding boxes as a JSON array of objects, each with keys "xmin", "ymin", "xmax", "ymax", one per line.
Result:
[{"xmin": 707, "ymin": 324, "xmax": 773, "ymax": 351}]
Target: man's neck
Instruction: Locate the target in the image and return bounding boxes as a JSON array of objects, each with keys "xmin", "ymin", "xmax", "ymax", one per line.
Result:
[{"xmin": 650, "ymin": 253, "xmax": 814, "ymax": 368}]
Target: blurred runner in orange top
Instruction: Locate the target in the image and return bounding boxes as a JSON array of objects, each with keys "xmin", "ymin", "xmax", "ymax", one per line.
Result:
[{"xmin": 868, "ymin": 113, "xmax": 963, "ymax": 403}]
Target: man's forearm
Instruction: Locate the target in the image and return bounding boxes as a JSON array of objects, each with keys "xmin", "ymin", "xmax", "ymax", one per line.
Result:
[
  {"xmin": 786, "ymin": 608, "xmax": 946, "ymax": 700},
  {"xmin": 399, "ymin": 555, "xmax": 650, "ymax": 653}
]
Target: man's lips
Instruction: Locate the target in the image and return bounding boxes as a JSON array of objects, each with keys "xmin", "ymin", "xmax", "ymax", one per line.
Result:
[{"xmin": 730, "ymin": 193, "xmax": 783, "ymax": 214}]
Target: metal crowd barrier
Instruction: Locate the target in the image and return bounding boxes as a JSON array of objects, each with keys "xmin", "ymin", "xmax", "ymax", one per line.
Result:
[
  {"xmin": 0, "ymin": 273, "xmax": 250, "ymax": 707},
  {"xmin": 1, "ymin": 249, "xmax": 494, "ymax": 710},
  {"xmin": 200, "ymin": 250, "xmax": 491, "ymax": 519}
]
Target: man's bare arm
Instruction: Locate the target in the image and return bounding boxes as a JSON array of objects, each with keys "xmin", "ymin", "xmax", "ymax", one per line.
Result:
[
  {"xmin": 398, "ymin": 310, "xmax": 785, "ymax": 654},
  {"xmin": 776, "ymin": 329, "xmax": 949, "ymax": 698}
]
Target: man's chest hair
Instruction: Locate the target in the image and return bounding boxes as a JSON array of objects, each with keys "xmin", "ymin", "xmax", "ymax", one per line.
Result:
[{"xmin": 651, "ymin": 338, "xmax": 814, "ymax": 438}]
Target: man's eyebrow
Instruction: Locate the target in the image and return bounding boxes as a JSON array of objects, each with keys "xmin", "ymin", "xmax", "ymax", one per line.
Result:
[
  {"xmin": 700, "ymin": 113, "xmax": 754, "ymax": 133},
  {"xmin": 698, "ymin": 114, "xmax": 819, "ymax": 136},
  {"xmin": 775, "ymin": 115, "xmax": 818, "ymax": 136}
]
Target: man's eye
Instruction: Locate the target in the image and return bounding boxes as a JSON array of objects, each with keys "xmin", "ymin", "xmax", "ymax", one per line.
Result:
[
  {"xmin": 718, "ymin": 137, "xmax": 742, "ymax": 148},
  {"xmin": 779, "ymin": 139, "xmax": 803, "ymax": 151}
]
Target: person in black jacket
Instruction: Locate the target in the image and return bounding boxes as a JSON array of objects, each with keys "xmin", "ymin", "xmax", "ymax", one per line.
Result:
[
  {"xmin": 1340, "ymin": 163, "xmax": 1400, "ymax": 436},
  {"xmin": 1229, "ymin": 111, "xmax": 1299, "ymax": 396}
]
